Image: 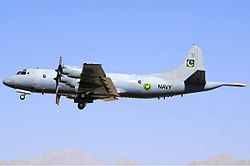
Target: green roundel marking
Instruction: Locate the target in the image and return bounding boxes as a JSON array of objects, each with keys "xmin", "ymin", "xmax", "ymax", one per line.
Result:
[{"xmin": 143, "ymin": 83, "xmax": 152, "ymax": 91}]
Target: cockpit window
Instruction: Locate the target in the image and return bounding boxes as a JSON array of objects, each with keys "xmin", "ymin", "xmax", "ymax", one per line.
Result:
[{"xmin": 16, "ymin": 69, "xmax": 27, "ymax": 75}]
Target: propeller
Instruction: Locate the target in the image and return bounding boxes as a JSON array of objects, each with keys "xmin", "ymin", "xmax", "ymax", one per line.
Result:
[{"xmin": 55, "ymin": 57, "xmax": 63, "ymax": 105}]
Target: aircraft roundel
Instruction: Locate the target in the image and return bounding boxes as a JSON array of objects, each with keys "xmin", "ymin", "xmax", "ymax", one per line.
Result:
[{"xmin": 143, "ymin": 83, "xmax": 152, "ymax": 91}]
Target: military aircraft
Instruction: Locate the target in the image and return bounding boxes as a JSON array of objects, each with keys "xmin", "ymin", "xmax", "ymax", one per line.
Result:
[{"xmin": 3, "ymin": 45, "xmax": 246, "ymax": 110}]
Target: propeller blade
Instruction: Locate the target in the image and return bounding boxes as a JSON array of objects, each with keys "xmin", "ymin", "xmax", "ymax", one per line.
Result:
[
  {"xmin": 56, "ymin": 94, "xmax": 61, "ymax": 106},
  {"xmin": 59, "ymin": 56, "xmax": 62, "ymax": 66},
  {"xmin": 55, "ymin": 57, "xmax": 63, "ymax": 106},
  {"xmin": 56, "ymin": 83, "xmax": 60, "ymax": 94}
]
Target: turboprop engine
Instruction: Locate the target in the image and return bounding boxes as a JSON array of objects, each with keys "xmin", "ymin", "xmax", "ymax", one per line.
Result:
[
  {"xmin": 60, "ymin": 75, "xmax": 78, "ymax": 88},
  {"xmin": 62, "ymin": 65, "xmax": 82, "ymax": 78}
]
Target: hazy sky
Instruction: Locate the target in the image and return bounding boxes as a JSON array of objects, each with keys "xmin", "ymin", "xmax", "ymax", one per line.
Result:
[{"xmin": 0, "ymin": 0, "xmax": 249, "ymax": 164}]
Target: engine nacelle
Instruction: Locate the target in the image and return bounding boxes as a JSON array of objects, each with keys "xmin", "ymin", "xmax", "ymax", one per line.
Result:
[
  {"xmin": 61, "ymin": 75, "xmax": 78, "ymax": 88},
  {"xmin": 62, "ymin": 65, "xmax": 82, "ymax": 78}
]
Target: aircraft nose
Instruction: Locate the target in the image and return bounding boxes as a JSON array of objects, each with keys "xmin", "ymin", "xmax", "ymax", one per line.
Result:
[{"xmin": 3, "ymin": 78, "xmax": 15, "ymax": 87}]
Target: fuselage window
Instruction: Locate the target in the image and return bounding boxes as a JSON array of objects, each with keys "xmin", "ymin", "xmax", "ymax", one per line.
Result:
[{"xmin": 43, "ymin": 74, "xmax": 46, "ymax": 78}]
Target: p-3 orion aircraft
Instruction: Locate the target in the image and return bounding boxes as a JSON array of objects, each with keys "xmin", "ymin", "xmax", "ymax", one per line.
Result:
[{"xmin": 3, "ymin": 45, "xmax": 246, "ymax": 110}]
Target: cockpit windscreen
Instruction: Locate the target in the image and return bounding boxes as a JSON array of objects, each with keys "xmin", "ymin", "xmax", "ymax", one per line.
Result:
[{"xmin": 16, "ymin": 69, "xmax": 27, "ymax": 75}]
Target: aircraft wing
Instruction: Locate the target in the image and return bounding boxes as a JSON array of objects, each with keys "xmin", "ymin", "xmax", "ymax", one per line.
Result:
[{"xmin": 78, "ymin": 64, "xmax": 118, "ymax": 101}]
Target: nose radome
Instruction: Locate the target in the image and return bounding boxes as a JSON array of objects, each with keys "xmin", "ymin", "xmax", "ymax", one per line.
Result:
[
  {"xmin": 3, "ymin": 78, "xmax": 15, "ymax": 87},
  {"xmin": 3, "ymin": 79, "xmax": 8, "ymax": 86}
]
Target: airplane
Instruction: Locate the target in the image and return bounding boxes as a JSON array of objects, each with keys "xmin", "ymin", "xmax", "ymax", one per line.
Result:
[{"xmin": 3, "ymin": 45, "xmax": 247, "ymax": 110}]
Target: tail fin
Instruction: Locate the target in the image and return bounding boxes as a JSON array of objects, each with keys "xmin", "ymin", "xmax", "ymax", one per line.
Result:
[{"xmin": 151, "ymin": 44, "xmax": 206, "ymax": 83}]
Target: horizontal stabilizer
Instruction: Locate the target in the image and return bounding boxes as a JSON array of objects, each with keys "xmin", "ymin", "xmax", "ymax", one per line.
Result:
[{"xmin": 184, "ymin": 70, "xmax": 206, "ymax": 84}]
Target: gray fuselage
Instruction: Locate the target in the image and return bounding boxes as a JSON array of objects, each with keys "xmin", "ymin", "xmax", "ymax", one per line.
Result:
[{"xmin": 3, "ymin": 68, "xmax": 222, "ymax": 99}]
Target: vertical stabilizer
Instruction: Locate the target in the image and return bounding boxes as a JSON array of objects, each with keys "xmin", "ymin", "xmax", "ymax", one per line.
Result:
[
  {"xmin": 179, "ymin": 44, "xmax": 205, "ymax": 79},
  {"xmin": 151, "ymin": 45, "xmax": 206, "ymax": 83}
]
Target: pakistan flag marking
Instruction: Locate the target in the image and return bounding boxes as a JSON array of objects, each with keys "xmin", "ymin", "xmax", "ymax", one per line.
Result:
[
  {"xmin": 143, "ymin": 83, "xmax": 152, "ymax": 91},
  {"xmin": 186, "ymin": 59, "xmax": 195, "ymax": 67}
]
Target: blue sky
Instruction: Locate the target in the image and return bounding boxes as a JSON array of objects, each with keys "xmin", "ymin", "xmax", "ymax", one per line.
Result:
[{"xmin": 0, "ymin": 0, "xmax": 249, "ymax": 164}]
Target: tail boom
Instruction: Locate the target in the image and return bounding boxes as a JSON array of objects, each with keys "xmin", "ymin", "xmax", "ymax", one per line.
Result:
[
  {"xmin": 222, "ymin": 83, "xmax": 247, "ymax": 87},
  {"xmin": 204, "ymin": 82, "xmax": 247, "ymax": 91}
]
